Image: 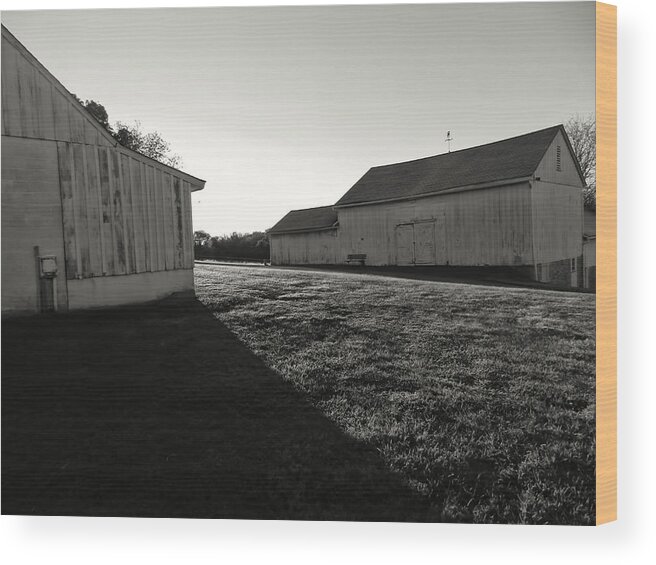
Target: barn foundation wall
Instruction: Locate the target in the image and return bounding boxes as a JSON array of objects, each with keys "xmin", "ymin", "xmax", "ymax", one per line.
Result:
[{"xmin": 66, "ymin": 269, "xmax": 195, "ymax": 311}]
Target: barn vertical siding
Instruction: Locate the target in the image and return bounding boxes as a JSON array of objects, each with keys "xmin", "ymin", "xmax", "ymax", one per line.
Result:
[
  {"xmin": 1, "ymin": 27, "xmax": 205, "ymax": 315},
  {"xmin": 336, "ymin": 184, "xmax": 534, "ymax": 266},
  {"xmin": 56, "ymin": 142, "xmax": 79, "ymax": 278},
  {"xmin": 270, "ymin": 230, "xmax": 338, "ymax": 265},
  {"xmin": 154, "ymin": 168, "xmax": 167, "ymax": 271},
  {"xmin": 1, "ymin": 43, "xmax": 21, "ymax": 136},
  {"xmin": 534, "ymin": 130, "xmax": 585, "ymax": 187},
  {"xmin": 531, "ymin": 181, "xmax": 583, "ymax": 264},
  {"xmin": 2, "ymin": 137, "xmax": 69, "ymax": 314},
  {"xmin": 98, "ymin": 147, "xmax": 115, "ymax": 275},
  {"xmin": 110, "ymin": 150, "xmax": 128, "ymax": 275},
  {"xmin": 51, "ymin": 142, "xmax": 201, "ymax": 280},
  {"xmin": 531, "ymin": 133, "xmax": 585, "ymax": 266}
]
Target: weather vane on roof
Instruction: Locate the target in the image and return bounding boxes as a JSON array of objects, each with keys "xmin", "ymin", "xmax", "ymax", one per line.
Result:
[{"xmin": 445, "ymin": 131, "xmax": 454, "ymax": 153}]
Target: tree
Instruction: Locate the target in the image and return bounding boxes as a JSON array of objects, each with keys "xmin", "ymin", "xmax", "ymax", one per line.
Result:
[
  {"xmin": 73, "ymin": 95, "xmax": 112, "ymax": 132},
  {"xmin": 72, "ymin": 94, "xmax": 183, "ymax": 168},
  {"xmin": 565, "ymin": 114, "xmax": 596, "ymax": 209},
  {"xmin": 113, "ymin": 121, "xmax": 183, "ymax": 169},
  {"xmin": 194, "ymin": 231, "xmax": 270, "ymax": 262},
  {"xmin": 194, "ymin": 230, "xmax": 211, "ymax": 248}
]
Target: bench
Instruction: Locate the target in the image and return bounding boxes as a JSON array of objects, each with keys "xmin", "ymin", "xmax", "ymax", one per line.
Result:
[{"xmin": 346, "ymin": 253, "xmax": 367, "ymax": 265}]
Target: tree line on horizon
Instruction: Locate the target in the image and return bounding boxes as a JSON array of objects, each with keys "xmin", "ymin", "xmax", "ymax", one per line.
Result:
[{"xmin": 194, "ymin": 231, "xmax": 270, "ymax": 263}]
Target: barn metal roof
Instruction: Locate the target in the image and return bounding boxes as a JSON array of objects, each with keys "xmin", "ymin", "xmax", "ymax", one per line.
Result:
[
  {"xmin": 335, "ymin": 125, "xmax": 581, "ymax": 207},
  {"xmin": 268, "ymin": 205, "xmax": 337, "ymax": 234}
]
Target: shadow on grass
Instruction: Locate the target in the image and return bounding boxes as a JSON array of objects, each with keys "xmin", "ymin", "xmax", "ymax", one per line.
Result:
[{"xmin": 2, "ymin": 295, "xmax": 430, "ymax": 521}]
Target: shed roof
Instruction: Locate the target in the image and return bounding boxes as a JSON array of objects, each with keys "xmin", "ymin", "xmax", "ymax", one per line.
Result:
[
  {"xmin": 268, "ymin": 205, "xmax": 337, "ymax": 234},
  {"xmin": 335, "ymin": 125, "xmax": 580, "ymax": 206}
]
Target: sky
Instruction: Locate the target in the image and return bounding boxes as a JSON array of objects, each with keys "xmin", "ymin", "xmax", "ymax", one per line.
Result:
[{"xmin": 1, "ymin": 2, "xmax": 595, "ymax": 235}]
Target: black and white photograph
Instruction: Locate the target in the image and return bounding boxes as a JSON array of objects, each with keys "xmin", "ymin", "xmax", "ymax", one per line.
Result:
[{"xmin": 2, "ymin": 1, "xmax": 602, "ymax": 527}]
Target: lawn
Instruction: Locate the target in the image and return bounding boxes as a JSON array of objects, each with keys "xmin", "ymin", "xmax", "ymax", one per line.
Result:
[
  {"xmin": 2, "ymin": 264, "xmax": 595, "ymax": 524},
  {"xmin": 195, "ymin": 264, "xmax": 596, "ymax": 525}
]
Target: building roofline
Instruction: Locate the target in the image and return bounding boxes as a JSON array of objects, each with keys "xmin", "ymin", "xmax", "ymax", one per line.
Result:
[
  {"xmin": 268, "ymin": 224, "xmax": 339, "ymax": 235},
  {"xmin": 334, "ymin": 176, "xmax": 532, "ymax": 208},
  {"xmin": 282, "ymin": 204, "xmax": 336, "ymax": 214},
  {"xmin": 267, "ymin": 204, "xmax": 338, "ymax": 234},
  {"xmin": 368, "ymin": 125, "xmax": 563, "ymax": 170},
  {"xmin": 335, "ymin": 124, "xmax": 588, "ymax": 207},
  {"xmin": 1, "ymin": 24, "xmax": 206, "ymax": 189}
]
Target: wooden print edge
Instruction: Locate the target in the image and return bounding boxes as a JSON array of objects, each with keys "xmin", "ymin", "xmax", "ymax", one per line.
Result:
[{"xmin": 595, "ymin": 1, "xmax": 617, "ymax": 526}]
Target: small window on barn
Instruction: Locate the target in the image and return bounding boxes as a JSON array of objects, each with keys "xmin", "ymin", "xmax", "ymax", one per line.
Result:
[
  {"xmin": 556, "ymin": 145, "xmax": 562, "ymax": 172},
  {"xmin": 570, "ymin": 258, "xmax": 576, "ymax": 272}
]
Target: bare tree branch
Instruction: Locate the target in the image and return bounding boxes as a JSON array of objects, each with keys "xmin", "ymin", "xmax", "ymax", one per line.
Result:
[{"xmin": 565, "ymin": 114, "xmax": 596, "ymax": 209}]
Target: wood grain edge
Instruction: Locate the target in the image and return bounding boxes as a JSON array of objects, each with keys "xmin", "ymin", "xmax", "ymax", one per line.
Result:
[{"xmin": 595, "ymin": 1, "xmax": 617, "ymax": 526}]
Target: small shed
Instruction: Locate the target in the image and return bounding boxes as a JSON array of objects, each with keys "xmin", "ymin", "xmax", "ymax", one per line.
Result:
[
  {"xmin": 1, "ymin": 26, "xmax": 206, "ymax": 316},
  {"xmin": 269, "ymin": 205, "xmax": 338, "ymax": 265}
]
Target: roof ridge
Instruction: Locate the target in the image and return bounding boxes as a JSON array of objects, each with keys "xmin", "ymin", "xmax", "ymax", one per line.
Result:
[
  {"xmin": 287, "ymin": 204, "xmax": 336, "ymax": 213},
  {"xmin": 371, "ymin": 125, "xmax": 563, "ymax": 169}
]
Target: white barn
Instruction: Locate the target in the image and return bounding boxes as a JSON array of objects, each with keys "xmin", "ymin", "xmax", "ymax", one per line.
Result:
[
  {"xmin": 1, "ymin": 26, "xmax": 206, "ymax": 316},
  {"xmin": 269, "ymin": 125, "xmax": 587, "ymax": 288}
]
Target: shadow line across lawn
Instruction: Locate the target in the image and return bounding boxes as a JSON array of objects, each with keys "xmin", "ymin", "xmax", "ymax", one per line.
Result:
[{"xmin": 2, "ymin": 295, "xmax": 430, "ymax": 521}]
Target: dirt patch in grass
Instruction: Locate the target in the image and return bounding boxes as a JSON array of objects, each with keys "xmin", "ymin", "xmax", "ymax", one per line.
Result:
[{"xmin": 195, "ymin": 264, "xmax": 596, "ymax": 525}]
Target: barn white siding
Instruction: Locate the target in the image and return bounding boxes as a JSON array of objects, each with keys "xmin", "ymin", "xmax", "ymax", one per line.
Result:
[
  {"xmin": 270, "ymin": 230, "xmax": 338, "ymax": 265},
  {"xmin": 531, "ymin": 132, "xmax": 585, "ymax": 266},
  {"xmin": 336, "ymin": 183, "xmax": 534, "ymax": 266},
  {"xmin": 531, "ymin": 181, "xmax": 583, "ymax": 265},
  {"xmin": 1, "ymin": 27, "xmax": 204, "ymax": 316},
  {"xmin": 1, "ymin": 136, "xmax": 69, "ymax": 314},
  {"xmin": 534, "ymin": 129, "xmax": 586, "ymax": 187},
  {"xmin": 583, "ymin": 238, "xmax": 596, "ymax": 289},
  {"xmin": 1, "ymin": 32, "xmax": 115, "ymax": 147},
  {"xmin": 270, "ymin": 125, "xmax": 589, "ymax": 287}
]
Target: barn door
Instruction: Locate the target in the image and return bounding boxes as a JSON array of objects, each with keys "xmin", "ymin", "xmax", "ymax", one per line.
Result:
[
  {"xmin": 395, "ymin": 224, "xmax": 414, "ymax": 265},
  {"xmin": 434, "ymin": 213, "xmax": 447, "ymax": 264},
  {"xmin": 414, "ymin": 221, "xmax": 435, "ymax": 264}
]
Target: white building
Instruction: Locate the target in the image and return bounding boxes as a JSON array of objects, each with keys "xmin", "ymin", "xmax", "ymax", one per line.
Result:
[
  {"xmin": 1, "ymin": 26, "xmax": 206, "ymax": 316},
  {"xmin": 270, "ymin": 125, "xmax": 586, "ymax": 287}
]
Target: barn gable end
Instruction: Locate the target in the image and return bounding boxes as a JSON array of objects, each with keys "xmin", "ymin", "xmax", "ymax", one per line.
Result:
[
  {"xmin": 1, "ymin": 25, "xmax": 207, "ymax": 316},
  {"xmin": 534, "ymin": 128, "xmax": 587, "ymax": 188}
]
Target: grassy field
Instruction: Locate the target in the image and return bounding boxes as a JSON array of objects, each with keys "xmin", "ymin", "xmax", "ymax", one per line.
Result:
[
  {"xmin": 2, "ymin": 264, "xmax": 595, "ymax": 524},
  {"xmin": 195, "ymin": 264, "xmax": 596, "ymax": 525},
  {"xmin": 2, "ymin": 294, "xmax": 426, "ymax": 521}
]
